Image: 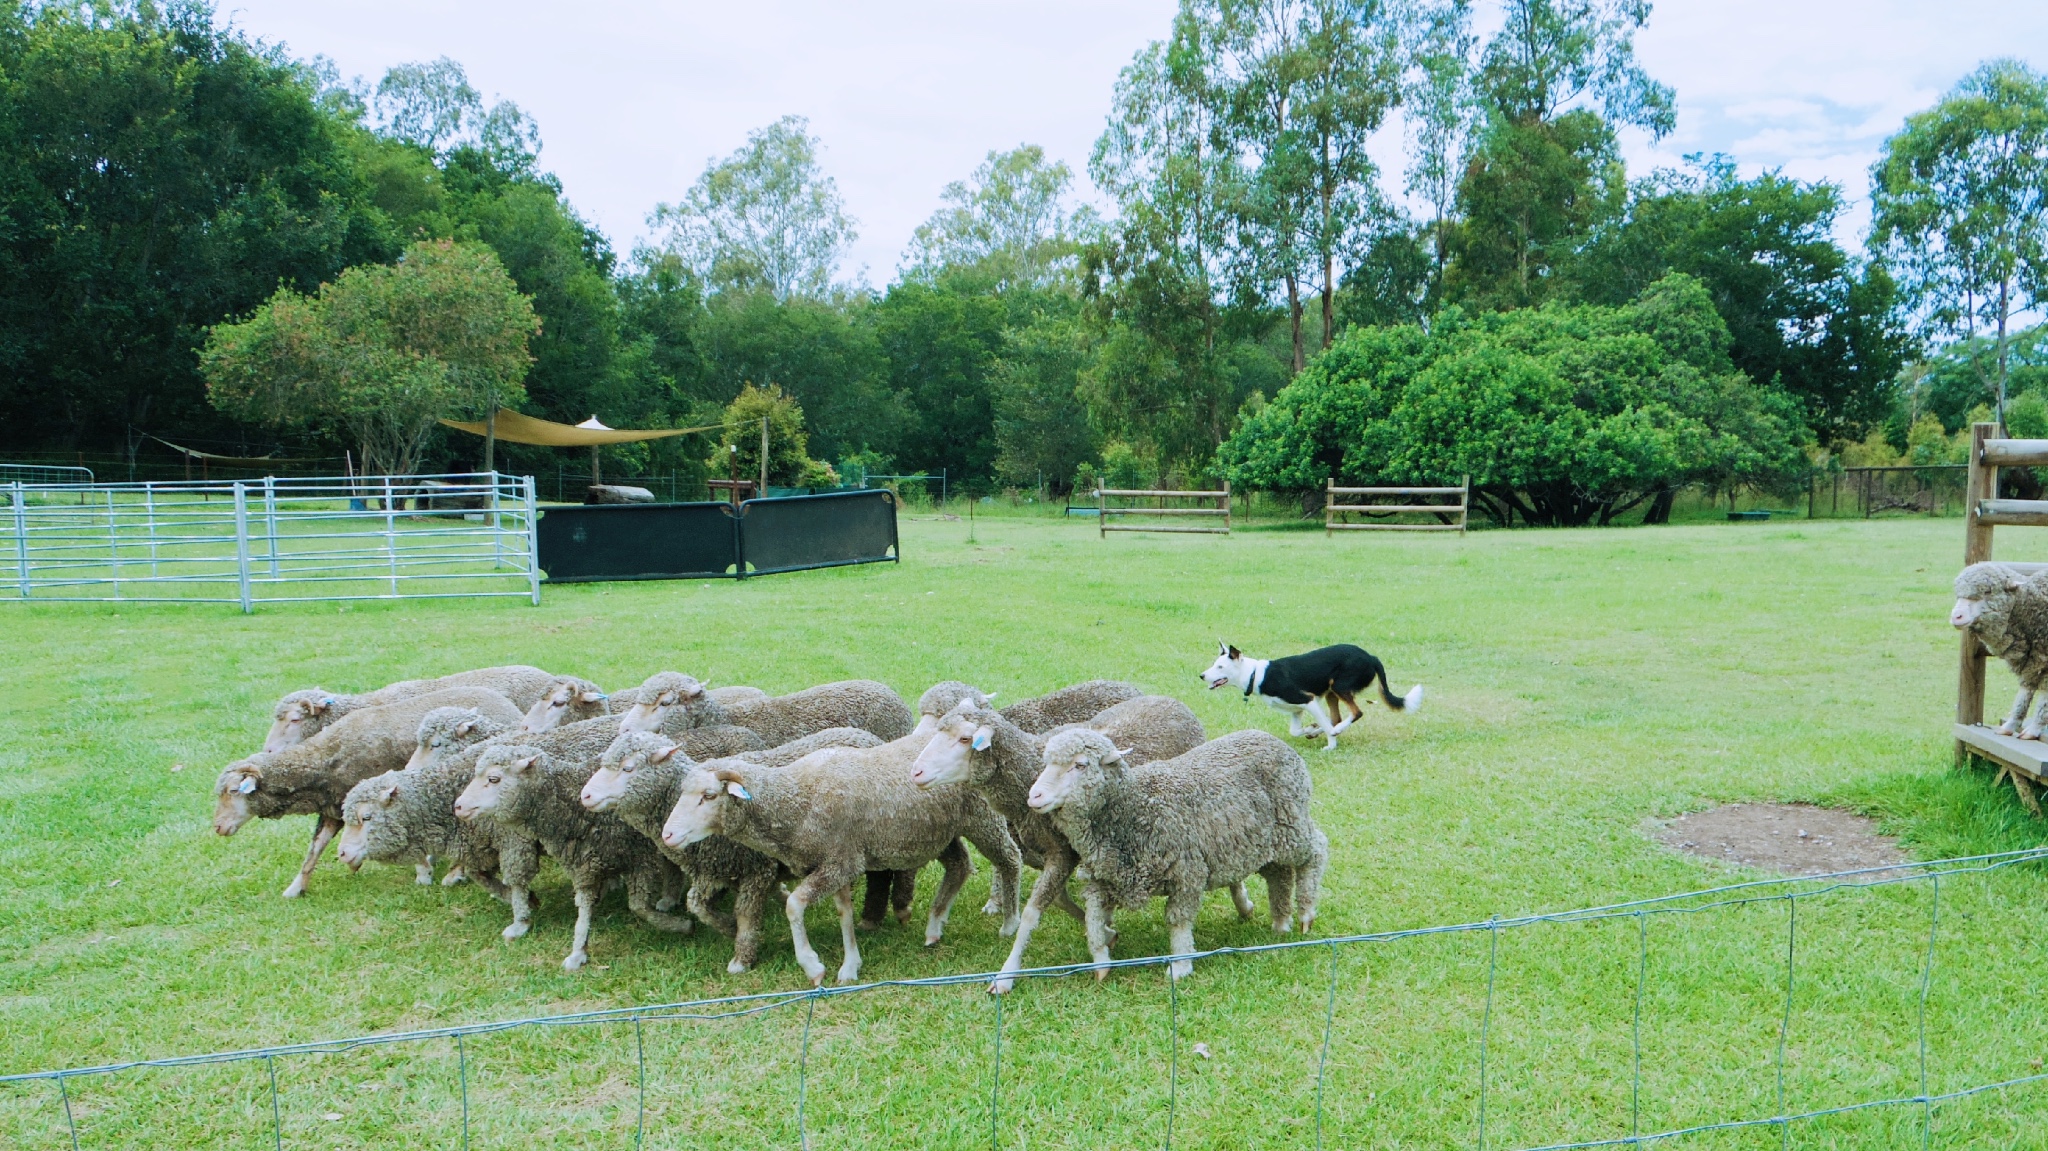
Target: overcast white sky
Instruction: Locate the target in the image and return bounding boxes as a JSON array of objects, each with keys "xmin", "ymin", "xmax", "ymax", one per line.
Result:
[{"xmin": 222, "ymin": 0, "xmax": 2048, "ymax": 280}]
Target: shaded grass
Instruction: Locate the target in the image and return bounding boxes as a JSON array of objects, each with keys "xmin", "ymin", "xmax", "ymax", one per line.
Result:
[{"xmin": 1, "ymin": 514, "xmax": 2045, "ymax": 1148}]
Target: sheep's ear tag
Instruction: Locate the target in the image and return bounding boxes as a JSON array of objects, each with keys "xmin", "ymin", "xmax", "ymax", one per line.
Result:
[
  {"xmin": 724, "ymin": 781, "xmax": 753, "ymax": 801},
  {"xmin": 971, "ymin": 728, "xmax": 992, "ymax": 751},
  {"xmin": 237, "ymin": 777, "xmax": 258, "ymax": 794}
]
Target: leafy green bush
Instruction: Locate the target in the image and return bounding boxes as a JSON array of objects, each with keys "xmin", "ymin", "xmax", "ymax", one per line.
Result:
[{"xmin": 1216, "ymin": 274, "xmax": 1810, "ymax": 526}]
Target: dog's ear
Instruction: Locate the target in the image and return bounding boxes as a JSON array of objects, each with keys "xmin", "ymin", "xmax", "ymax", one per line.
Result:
[
  {"xmin": 1217, "ymin": 639, "xmax": 1228, "ymax": 655},
  {"xmin": 1227, "ymin": 645, "xmax": 1241, "ymax": 660}
]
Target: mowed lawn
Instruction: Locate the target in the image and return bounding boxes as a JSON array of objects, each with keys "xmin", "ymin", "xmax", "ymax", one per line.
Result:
[{"xmin": 3, "ymin": 512, "xmax": 2047, "ymax": 1150}]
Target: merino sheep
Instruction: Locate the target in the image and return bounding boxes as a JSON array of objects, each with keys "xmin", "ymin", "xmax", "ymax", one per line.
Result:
[
  {"xmin": 910, "ymin": 695, "xmax": 1211, "ymax": 993},
  {"xmin": 1954, "ymin": 562, "xmax": 2048, "ymax": 737},
  {"xmin": 621, "ymin": 672, "xmax": 915, "ymax": 745},
  {"xmin": 216, "ymin": 687, "xmax": 524, "ymax": 898},
  {"xmin": 456, "ymin": 742, "xmax": 692, "ymax": 971},
  {"xmin": 661, "ymin": 735, "xmax": 1023, "ymax": 986},
  {"xmin": 581, "ymin": 727, "xmax": 885, "ymax": 972},
  {"xmin": 519, "ymin": 676, "xmax": 611, "ymax": 733},
  {"xmin": 265, "ymin": 665, "xmax": 555, "ymax": 751},
  {"xmin": 998, "ymin": 680, "xmax": 1145, "ymax": 734},
  {"xmin": 1027, "ymin": 728, "xmax": 1328, "ymax": 981}
]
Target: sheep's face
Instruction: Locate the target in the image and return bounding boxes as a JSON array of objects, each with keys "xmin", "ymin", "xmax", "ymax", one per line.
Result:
[
  {"xmin": 336, "ymin": 780, "xmax": 404, "ymax": 870},
  {"xmin": 456, "ymin": 748, "xmax": 539, "ymax": 821},
  {"xmin": 913, "ymin": 682, "xmax": 991, "ymax": 737},
  {"xmin": 1028, "ymin": 734, "xmax": 1129, "ymax": 814},
  {"xmin": 212, "ymin": 762, "xmax": 264, "ymax": 835},
  {"xmin": 662, "ymin": 767, "xmax": 751, "ymax": 848},
  {"xmin": 1201, "ymin": 642, "xmax": 1250, "ymax": 691},
  {"xmin": 911, "ymin": 709, "xmax": 994, "ymax": 788},
  {"xmin": 620, "ymin": 674, "xmax": 707, "ymax": 734},
  {"xmin": 409, "ymin": 708, "xmax": 491, "ymax": 772},
  {"xmin": 264, "ymin": 692, "xmax": 336, "ymax": 753},
  {"xmin": 1952, "ymin": 566, "xmax": 2022, "ymax": 630},
  {"xmin": 522, "ymin": 679, "xmax": 605, "ymax": 734},
  {"xmin": 584, "ymin": 733, "xmax": 682, "ymax": 813}
]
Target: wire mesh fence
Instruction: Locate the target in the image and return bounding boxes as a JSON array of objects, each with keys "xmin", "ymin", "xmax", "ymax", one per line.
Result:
[
  {"xmin": 3, "ymin": 849, "xmax": 2044, "ymax": 1149},
  {"xmin": 0, "ymin": 473, "xmax": 540, "ymax": 611}
]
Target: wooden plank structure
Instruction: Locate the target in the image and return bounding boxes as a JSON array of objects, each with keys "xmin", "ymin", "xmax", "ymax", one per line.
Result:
[
  {"xmin": 1954, "ymin": 422, "xmax": 2048, "ymax": 815},
  {"xmin": 1096, "ymin": 483, "xmax": 1230, "ymax": 536},
  {"xmin": 1325, "ymin": 477, "xmax": 1469, "ymax": 535}
]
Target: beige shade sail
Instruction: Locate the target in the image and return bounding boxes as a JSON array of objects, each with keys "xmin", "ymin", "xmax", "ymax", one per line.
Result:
[{"xmin": 439, "ymin": 409, "xmax": 723, "ymax": 447}]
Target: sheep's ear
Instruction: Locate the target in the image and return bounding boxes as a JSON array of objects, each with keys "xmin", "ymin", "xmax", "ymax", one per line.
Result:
[
  {"xmin": 237, "ymin": 776, "xmax": 258, "ymax": 794},
  {"xmin": 579, "ymin": 690, "xmax": 605, "ymax": 704},
  {"xmin": 971, "ymin": 726, "xmax": 993, "ymax": 751},
  {"xmin": 650, "ymin": 744, "xmax": 681, "ymax": 763},
  {"xmin": 1109, "ymin": 746, "xmax": 1135, "ymax": 765},
  {"xmin": 378, "ymin": 784, "xmax": 401, "ymax": 804},
  {"xmin": 983, "ymin": 691, "xmax": 998, "ymax": 702},
  {"xmin": 682, "ymin": 683, "xmax": 707, "ymax": 700},
  {"xmin": 454, "ymin": 719, "xmax": 476, "ymax": 737},
  {"xmin": 2009, "ymin": 575, "xmax": 2026, "ymax": 590},
  {"xmin": 514, "ymin": 755, "xmax": 539, "ymax": 771},
  {"xmin": 310, "ymin": 697, "xmax": 333, "ymax": 714},
  {"xmin": 724, "ymin": 780, "xmax": 752, "ymax": 800}
]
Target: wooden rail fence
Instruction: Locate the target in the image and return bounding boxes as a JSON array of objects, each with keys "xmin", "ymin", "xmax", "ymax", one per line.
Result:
[
  {"xmin": 1955, "ymin": 424, "xmax": 2048, "ymax": 814},
  {"xmin": 1325, "ymin": 477, "xmax": 1469, "ymax": 535},
  {"xmin": 1095, "ymin": 484, "xmax": 1230, "ymax": 536}
]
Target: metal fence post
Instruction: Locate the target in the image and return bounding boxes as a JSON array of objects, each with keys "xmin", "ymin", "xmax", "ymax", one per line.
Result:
[
  {"xmin": 490, "ymin": 471, "xmax": 504, "ymax": 570},
  {"xmin": 383, "ymin": 476, "xmax": 399, "ymax": 597},
  {"xmin": 233, "ymin": 482, "xmax": 253, "ymax": 614},
  {"xmin": 523, "ymin": 475, "xmax": 542, "ymax": 606},
  {"xmin": 262, "ymin": 475, "xmax": 279, "ymax": 578},
  {"xmin": 11, "ymin": 481, "xmax": 28, "ymax": 598},
  {"xmin": 144, "ymin": 484, "xmax": 159, "ymax": 578},
  {"xmin": 106, "ymin": 488, "xmax": 121, "ymax": 597}
]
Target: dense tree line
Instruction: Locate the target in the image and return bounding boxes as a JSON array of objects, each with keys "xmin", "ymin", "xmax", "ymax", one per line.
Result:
[{"xmin": 3, "ymin": 1, "xmax": 2042, "ymax": 518}]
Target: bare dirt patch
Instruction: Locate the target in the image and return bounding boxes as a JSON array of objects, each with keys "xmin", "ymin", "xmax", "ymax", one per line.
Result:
[{"xmin": 1648, "ymin": 803, "xmax": 1909, "ymax": 875}]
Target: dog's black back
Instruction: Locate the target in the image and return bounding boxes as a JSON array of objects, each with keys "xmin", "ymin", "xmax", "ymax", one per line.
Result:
[{"xmin": 1254, "ymin": 644, "xmax": 1385, "ymax": 705}]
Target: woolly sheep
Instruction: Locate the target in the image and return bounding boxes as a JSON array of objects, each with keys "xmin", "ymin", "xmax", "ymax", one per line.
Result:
[
  {"xmin": 216, "ymin": 687, "xmax": 524, "ymax": 898},
  {"xmin": 621, "ymin": 673, "xmax": 914, "ymax": 745},
  {"xmin": 997, "ymin": 680, "xmax": 1145, "ymax": 734},
  {"xmin": 456, "ymin": 741, "xmax": 692, "ymax": 971},
  {"xmin": 522, "ymin": 675, "xmax": 770, "ymax": 734},
  {"xmin": 333, "ymin": 706, "xmax": 541, "ymax": 940},
  {"xmin": 581, "ymin": 726, "xmax": 885, "ymax": 972},
  {"xmin": 660, "ymin": 735, "xmax": 1023, "ymax": 986},
  {"xmin": 1026, "ymin": 728, "xmax": 1328, "ymax": 981},
  {"xmin": 265, "ymin": 665, "xmax": 555, "ymax": 751},
  {"xmin": 1954, "ymin": 562, "xmax": 2048, "ymax": 738},
  {"xmin": 910, "ymin": 695, "xmax": 1212, "ymax": 993}
]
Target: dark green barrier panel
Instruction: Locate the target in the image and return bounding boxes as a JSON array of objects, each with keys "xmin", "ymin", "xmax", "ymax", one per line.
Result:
[
  {"xmin": 535, "ymin": 501, "xmax": 739, "ymax": 582},
  {"xmin": 737, "ymin": 489, "xmax": 899, "ymax": 575}
]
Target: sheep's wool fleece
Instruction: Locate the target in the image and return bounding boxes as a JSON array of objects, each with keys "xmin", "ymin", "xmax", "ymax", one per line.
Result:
[
  {"xmin": 693, "ymin": 680, "xmax": 915, "ymax": 745},
  {"xmin": 1040, "ymin": 729, "xmax": 1322, "ymax": 910},
  {"xmin": 1001, "ymin": 680, "xmax": 1144, "ymax": 734},
  {"xmin": 1958, "ymin": 562, "xmax": 2048, "ymax": 686},
  {"xmin": 344, "ymin": 759, "xmax": 537, "ymax": 888}
]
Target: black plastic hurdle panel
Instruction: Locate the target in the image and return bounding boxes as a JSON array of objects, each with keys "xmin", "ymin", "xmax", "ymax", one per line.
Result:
[{"xmin": 534, "ymin": 489, "xmax": 898, "ymax": 583}]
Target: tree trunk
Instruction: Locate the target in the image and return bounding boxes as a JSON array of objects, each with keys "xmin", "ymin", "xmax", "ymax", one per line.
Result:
[
  {"xmin": 1644, "ymin": 489, "xmax": 1676, "ymax": 525},
  {"xmin": 483, "ymin": 406, "xmax": 497, "ymax": 475},
  {"xmin": 1997, "ymin": 279, "xmax": 2012, "ymax": 427},
  {"xmin": 1286, "ymin": 274, "xmax": 1304, "ymax": 374},
  {"xmin": 1321, "ymin": 251, "xmax": 1336, "ymax": 351}
]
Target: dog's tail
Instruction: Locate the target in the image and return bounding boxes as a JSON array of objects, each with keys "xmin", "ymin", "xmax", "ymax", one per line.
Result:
[{"xmin": 1376, "ymin": 666, "xmax": 1423, "ymax": 713}]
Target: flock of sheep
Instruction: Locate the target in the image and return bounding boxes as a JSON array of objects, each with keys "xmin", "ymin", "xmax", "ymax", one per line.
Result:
[{"xmin": 213, "ymin": 666, "xmax": 1328, "ymax": 989}]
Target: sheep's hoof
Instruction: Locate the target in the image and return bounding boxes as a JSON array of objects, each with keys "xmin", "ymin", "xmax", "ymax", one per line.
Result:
[
  {"xmin": 726, "ymin": 958, "xmax": 750, "ymax": 975},
  {"xmin": 835, "ymin": 963, "xmax": 862, "ymax": 985},
  {"xmin": 562, "ymin": 952, "xmax": 588, "ymax": 972},
  {"xmin": 800, "ymin": 959, "xmax": 827, "ymax": 986},
  {"xmin": 923, "ymin": 930, "xmax": 944, "ymax": 947},
  {"xmin": 1167, "ymin": 960, "xmax": 1193, "ymax": 981},
  {"xmin": 1272, "ymin": 916, "xmax": 1294, "ymax": 933},
  {"xmin": 502, "ymin": 921, "xmax": 530, "ymax": 941},
  {"xmin": 856, "ymin": 917, "xmax": 882, "ymax": 932},
  {"xmin": 1299, "ymin": 913, "xmax": 1317, "ymax": 935},
  {"xmin": 893, "ymin": 907, "xmax": 913, "ymax": 925},
  {"xmin": 1998, "ymin": 722, "xmax": 2020, "ymax": 735},
  {"xmin": 656, "ymin": 896, "xmax": 681, "ymax": 913},
  {"xmin": 998, "ymin": 915, "xmax": 1020, "ymax": 938},
  {"xmin": 441, "ymin": 868, "xmax": 468, "ymax": 887},
  {"xmin": 1093, "ymin": 965, "xmax": 1111, "ymax": 982},
  {"xmin": 988, "ymin": 978, "xmax": 1015, "ymax": 996},
  {"xmin": 2025, "ymin": 729, "xmax": 2044, "ymax": 741},
  {"xmin": 982, "ymin": 898, "xmax": 1001, "ymax": 915},
  {"xmin": 414, "ymin": 870, "xmax": 435, "ymax": 887}
]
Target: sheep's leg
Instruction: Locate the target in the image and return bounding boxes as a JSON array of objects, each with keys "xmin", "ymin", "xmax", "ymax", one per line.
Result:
[
  {"xmin": 787, "ymin": 861, "xmax": 862, "ymax": 987},
  {"xmin": 1054, "ymin": 880, "xmax": 1088, "ymax": 923},
  {"xmin": 467, "ymin": 868, "xmax": 509, "ymax": 902},
  {"xmin": 1261, "ymin": 863, "xmax": 1297, "ymax": 933},
  {"xmin": 686, "ymin": 879, "xmax": 739, "ymax": 938},
  {"xmin": 726, "ymin": 870, "xmax": 777, "ymax": 975},
  {"xmin": 991, "ymin": 847, "xmax": 1077, "ymax": 995},
  {"xmin": 627, "ymin": 870, "xmax": 696, "ymax": 935},
  {"xmin": 2001, "ymin": 686, "xmax": 2035, "ymax": 736},
  {"xmin": 858, "ymin": 870, "xmax": 893, "ymax": 931},
  {"xmin": 891, "ymin": 868, "xmax": 918, "ymax": 924},
  {"xmin": 1083, "ymin": 885, "xmax": 1117, "ymax": 979},
  {"xmin": 1293, "ymin": 849, "xmax": 1325, "ymax": 936},
  {"xmin": 655, "ymin": 867, "xmax": 684, "ymax": 914},
  {"xmin": 833, "ymin": 886, "xmax": 863, "ymax": 985},
  {"xmin": 970, "ymin": 820, "xmax": 1023, "ymax": 937},
  {"xmin": 440, "ymin": 864, "xmax": 469, "ymax": 887},
  {"xmin": 1230, "ymin": 880, "xmax": 1255, "ymax": 920},
  {"xmin": 283, "ymin": 816, "xmax": 342, "ymax": 899},
  {"xmin": 501, "ymin": 885, "xmax": 533, "ymax": 940},
  {"xmin": 925, "ymin": 840, "xmax": 977, "ymax": 946},
  {"xmin": 414, "ymin": 860, "xmax": 435, "ymax": 886},
  {"xmin": 564, "ymin": 885, "xmax": 596, "ymax": 970},
  {"xmin": 2025, "ymin": 686, "xmax": 2048, "ymax": 740}
]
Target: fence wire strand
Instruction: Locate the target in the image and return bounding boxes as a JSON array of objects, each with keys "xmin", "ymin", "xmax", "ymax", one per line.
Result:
[{"xmin": 6, "ymin": 848, "xmax": 2043, "ymax": 1151}]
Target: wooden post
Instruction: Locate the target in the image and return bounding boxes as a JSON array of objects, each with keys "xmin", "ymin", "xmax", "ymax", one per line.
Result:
[
  {"xmin": 483, "ymin": 406, "xmax": 498, "ymax": 474},
  {"xmin": 1222, "ymin": 480, "xmax": 1231, "ymax": 533},
  {"xmin": 1325, "ymin": 477, "xmax": 1334, "ymax": 537},
  {"xmin": 1958, "ymin": 423, "xmax": 1997, "ymax": 755},
  {"xmin": 1460, "ymin": 476, "xmax": 1470, "ymax": 534},
  {"xmin": 1097, "ymin": 486, "xmax": 1106, "ymax": 539}
]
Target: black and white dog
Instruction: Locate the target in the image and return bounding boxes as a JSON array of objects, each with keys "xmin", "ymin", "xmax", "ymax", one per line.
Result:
[{"xmin": 1201, "ymin": 641, "xmax": 1422, "ymax": 750}]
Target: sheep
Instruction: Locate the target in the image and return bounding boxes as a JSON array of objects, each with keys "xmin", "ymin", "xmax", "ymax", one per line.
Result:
[
  {"xmin": 910, "ymin": 695, "xmax": 1212, "ymax": 993},
  {"xmin": 580, "ymin": 727, "xmax": 885, "ymax": 972},
  {"xmin": 333, "ymin": 706, "xmax": 542, "ymax": 941},
  {"xmin": 997, "ymin": 680, "xmax": 1145, "ymax": 734},
  {"xmin": 216, "ymin": 687, "xmax": 524, "ymax": 898},
  {"xmin": 519, "ymin": 676, "xmax": 611, "ymax": 733},
  {"xmin": 455, "ymin": 742, "xmax": 692, "ymax": 971},
  {"xmin": 620, "ymin": 672, "xmax": 914, "ymax": 745},
  {"xmin": 660, "ymin": 737, "xmax": 1023, "ymax": 986},
  {"xmin": 265, "ymin": 665, "xmax": 556, "ymax": 751},
  {"xmin": 1025, "ymin": 728, "xmax": 1328, "ymax": 981},
  {"xmin": 1954, "ymin": 562, "xmax": 2048, "ymax": 738}
]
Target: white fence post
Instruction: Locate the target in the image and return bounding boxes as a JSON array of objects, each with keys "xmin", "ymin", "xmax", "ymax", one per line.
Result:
[
  {"xmin": 490, "ymin": 470, "xmax": 504, "ymax": 569},
  {"xmin": 11, "ymin": 481, "xmax": 28, "ymax": 599},
  {"xmin": 106, "ymin": 488, "xmax": 121, "ymax": 597},
  {"xmin": 384, "ymin": 476, "xmax": 399, "ymax": 597},
  {"xmin": 144, "ymin": 484, "xmax": 159, "ymax": 578},
  {"xmin": 262, "ymin": 476, "xmax": 280, "ymax": 578},
  {"xmin": 523, "ymin": 475, "xmax": 542, "ymax": 606},
  {"xmin": 233, "ymin": 482, "xmax": 253, "ymax": 614}
]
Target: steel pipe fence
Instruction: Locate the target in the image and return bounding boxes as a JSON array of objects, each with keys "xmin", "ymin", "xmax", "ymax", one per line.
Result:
[
  {"xmin": 2, "ymin": 849, "xmax": 2044, "ymax": 1148},
  {"xmin": 0, "ymin": 473, "xmax": 540, "ymax": 611}
]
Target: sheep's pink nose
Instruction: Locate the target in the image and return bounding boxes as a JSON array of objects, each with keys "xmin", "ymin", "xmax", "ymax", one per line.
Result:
[{"xmin": 661, "ymin": 830, "xmax": 680, "ymax": 846}]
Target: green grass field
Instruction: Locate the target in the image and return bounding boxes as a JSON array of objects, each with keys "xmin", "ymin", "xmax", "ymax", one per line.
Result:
[{"xmin": 3, "ymin": 512, "xmax": 2046, "ymax": 1149}]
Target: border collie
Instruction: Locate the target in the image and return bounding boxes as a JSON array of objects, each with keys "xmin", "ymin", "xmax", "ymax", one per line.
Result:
[{"xmin": 1201, "ymin": 641, "xmax": 1422, "ymax": 750}]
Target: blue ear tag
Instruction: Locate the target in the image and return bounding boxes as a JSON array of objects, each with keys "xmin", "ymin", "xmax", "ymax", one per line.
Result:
[
  {"xmin": 237, "ymin": 778, "xmax": 257, "ymax": 794},
  {"xmin": 727, "ymin": 782, "xmax": 753, "ymax": 801},
  {"xmin": 971, "ymin": 729, "xmax": 992, "ymax": 751}
]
